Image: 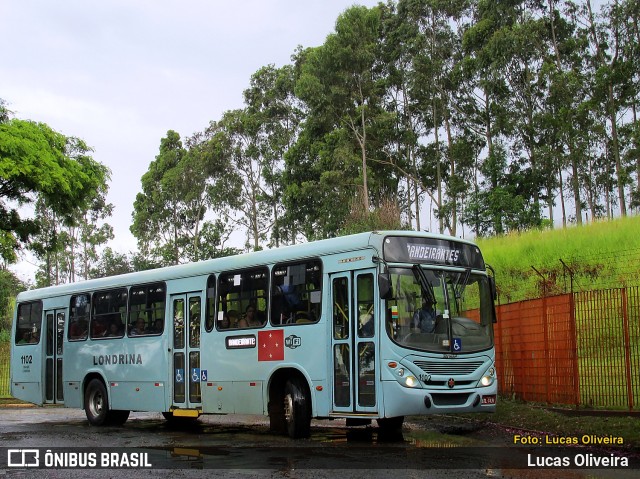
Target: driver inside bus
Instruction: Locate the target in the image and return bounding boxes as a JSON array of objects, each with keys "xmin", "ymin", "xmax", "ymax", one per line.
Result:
[{"xmin": 413, "ymin": 299, "xmax": 437, "ymax": 333}]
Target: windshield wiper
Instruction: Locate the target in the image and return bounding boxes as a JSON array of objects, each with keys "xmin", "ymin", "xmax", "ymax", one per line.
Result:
[
  {"xmin": 454, "ymin": 268, "xmax": 472, "ymax": 299},
  {"xmin": 412, "ymin": 265, "xmax": 436, "ymax": 305}
]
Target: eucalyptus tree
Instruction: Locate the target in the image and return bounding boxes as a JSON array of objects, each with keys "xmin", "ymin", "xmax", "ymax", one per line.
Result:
[
  {"xmin": 131, "ymin": 129, "xmax": 237, "ymax": 265},
  {"xmin": 583, "ymin": 0, "xmax": 633, "ymax": 217},
  {"xmin": 615, "ymin": 0, "xmax": 640, "ymax": 211},
  {"xmin": 29, "ymin": 135, "xmax": 112, "ymax": 286},
  {"xmin": 459, "ymin": 0, "xmax": 524, "ymax": 234},
  {"xmin": 214, "ymin": 109, "xmax": 270, "ymax": 251},
  {"xmin": 90, "ymin": 247, "xmax": 133, "ymax": 278},
  {"xmin": 295, "ymin": 5, "xmax": 390, "ymax": 216},
  {"xmin": 243, "ymin": 64, "xmax": 302, "ymax": 246}
]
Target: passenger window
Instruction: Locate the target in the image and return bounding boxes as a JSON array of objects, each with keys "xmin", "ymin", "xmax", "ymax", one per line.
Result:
[
  {"xmin": 189, "ymin": 296, "xmax": 201, "ymax": 348},
  {"xmin": 128, "ymin": 283, "xmax": 166, "ymax": 337},
  {"xmin": 357, "ymin": 274, "xmax": 374, "ymax": 338},
  {"xmin": 218, "ymin": 267, "xmax": 269, "ymax": 329},
  {"xmin": 69, "ymin": 294, "xmax": 90, "ymax": 341},
  {"xmin": 271, "ymin": 259, "xmax": 322, "ymax": 326},
  {"xmin": 205, "ymin": 275, "xmax": 216, "ymax": 332},
  {"xmin": 91, "ymin": 288, "xmax": 127, "ymax": 339},
  {"xmin": 15, "ymin": 302, "xmax": 43, "ymax": 345}
]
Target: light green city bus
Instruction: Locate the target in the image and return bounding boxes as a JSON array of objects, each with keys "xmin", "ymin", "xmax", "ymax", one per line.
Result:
[{"xmin": 11, "ymin": 231, "xmax": 497, "ymax": 438}]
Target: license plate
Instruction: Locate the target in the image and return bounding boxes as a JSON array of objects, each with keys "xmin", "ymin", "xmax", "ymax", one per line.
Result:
[{"xmin": 481, "ymin": 395, "xmax": 496, "ymax": 405}]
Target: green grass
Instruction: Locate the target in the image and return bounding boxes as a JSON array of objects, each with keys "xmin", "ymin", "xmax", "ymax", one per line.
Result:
[
  {"xmin": 0, "ymin": 340, "xmax": 10, "ymax": 397},
  {"xmin": 477, "ymin": 215, "xmax": 640, "ymax": 303},
  {"xmin": 478, "ymin": 398, "xmax": 640, "ymax": 447}
]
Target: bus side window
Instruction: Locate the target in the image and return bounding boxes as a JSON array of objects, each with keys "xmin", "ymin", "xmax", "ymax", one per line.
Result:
[
  {"xmin": 270, "ymin": 259, "xmax": 322, "ymax": 326},
  {"xmin": 218, "ymin": 267, "xmax": 269, "ymax": 330},
  {"xmin": 15, "ymin": 301, "xmax": 43, "ymax": 345},
  {"xmin": 128, "ymin": 283, "xmax": 166, "ymax": 337},
  {"xmin": 206, "ymin": 275, "xmax": 216, "ymax": 332},
  {"xmin": 69, "ymin": 294, "xmax": 90, "ymax": 341}
]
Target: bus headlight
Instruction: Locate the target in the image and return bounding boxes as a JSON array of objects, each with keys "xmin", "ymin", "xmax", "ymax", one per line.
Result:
[
  {"xmin": 479, "ymin": 366, "xmax": 496, "ymax": 387},
  {"xmin": 405, "ymin": 375, "xmax": 419, "ymax": 388},
  {"xmin": 480, "ymin": 375, "xmax": 493, "ymax": 387}
]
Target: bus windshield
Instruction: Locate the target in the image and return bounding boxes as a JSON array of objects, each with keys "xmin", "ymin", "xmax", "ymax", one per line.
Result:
[{"xmin": 385, "ymin": 266, "xmax": 494, "ymax": 354}]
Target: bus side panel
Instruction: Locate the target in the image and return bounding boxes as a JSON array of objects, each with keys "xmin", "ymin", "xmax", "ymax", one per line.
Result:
[
  {"xmin": 63, "ymin": 381, "xmax": 83, "ymax": 408},
  {"xmin": 202, "ymin": 381, "xmax": 234, "ymax": 413},
  {"xmin": 233, "ymin": 381, "xmax": 264, "ymax": 414},
  {"xmin": 11, "ymin": 344, "xmax": 44, "ymax": 405},
  {"xmin": 110, "ymin": 382, "xmax": 167, "ymax": 412},
  {"xmin": 70, "ymin": 336, "xmax": 169, "ymax": 413},
  {"xmin": 201, "ymin": 326, "xmax": 330, "ymax": 417}
]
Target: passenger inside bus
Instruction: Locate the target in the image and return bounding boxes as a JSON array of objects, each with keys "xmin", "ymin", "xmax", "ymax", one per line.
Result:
[
  {"xmin": 227, "ymin": 310, "xmax": 239, "ymax": 328},
  {"xmin": 107, "ymin": 322, "xmax": 121, "ymax": 337},
  {"xmin": 359, "ymin": 312, "xmax": 374, "ymax": 337},
  {"xmin": 130, "ymin": 318, "xmax": 146, "ymax": 336},
  {"xmin": 17, "ymin": 330, "xmax": 31, "ymax": 344},
  {"xmin": 218, "ymin": 313, "xmax": 230, "ymax": 329},
  {"xmin": 69, "ymin": 318, "xmax": 88, "ymax": 340},
  {"xmin": 148, "ymin": 318, "xmax": 163, "ymax": 334},
  {"xmin": 243, "ymin": 304, "xmax": 262, "ymax": 328},
  {"xmin": 92, "ymin": 318, "xmax": 108, "ymax": 338}
]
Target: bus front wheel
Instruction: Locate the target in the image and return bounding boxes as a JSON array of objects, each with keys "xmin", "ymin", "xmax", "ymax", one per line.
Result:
[
  {"xmin": 377, "ymin": 416, "xmax": 404, "ymax": 432},
  {"xmin": 84, "ymin": 379, "xmax": 110, "ymax": 426},
  {"xmin": 283, "ymin": 378, "xmax": 311, "ymax": 439}
]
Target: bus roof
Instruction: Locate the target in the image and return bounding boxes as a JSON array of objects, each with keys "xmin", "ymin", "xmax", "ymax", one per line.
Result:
[{"xmin": 16, "ymin": 230, "xmax": 478, "ymax": 302}]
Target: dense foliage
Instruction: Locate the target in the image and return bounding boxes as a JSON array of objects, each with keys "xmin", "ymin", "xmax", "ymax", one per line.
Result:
[
  {"xmin": 131, "ymin": 0, "xmax": 640, "ymax": 263},
  {"xmin": 4, "ymin": 0, "xmax": 640, "ymax": 279},
  {"xmin": 0, "ymin": 100, "xmax": 112, "ymax": 286}
]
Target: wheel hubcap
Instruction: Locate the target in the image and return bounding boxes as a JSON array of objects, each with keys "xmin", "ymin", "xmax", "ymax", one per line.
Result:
[
  {"xmin": 284, "ymin": 394, "xmax": 293, "ymax": 423},
  {"xmin": 90, "ymin": 391, "xmax": 103, "ymax": 417}
]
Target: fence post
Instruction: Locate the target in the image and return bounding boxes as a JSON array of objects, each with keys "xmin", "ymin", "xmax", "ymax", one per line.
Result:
[
  {"xmin": 568, "ymin": 292, "xmax": 580, "ymax": 407},
  {"xmin": 532, "ymin": 266, "xmax": 550, "ymax": 403},
  {"xmin": 559, "ymin": 258, "xmax": 574, "ymax": 294},
  {"xmin": 621, "ymin": 288, "xmax": 634, "ymax": 410}
]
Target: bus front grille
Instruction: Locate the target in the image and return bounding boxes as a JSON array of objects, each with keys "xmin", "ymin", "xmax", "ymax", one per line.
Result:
[
  {"xmin": 431, "ymin": 393, "xmax": 471, "ymax": 406},
  {"xmin": 413, "ymin": 360, "xmax": 484, "ymax": 376}
]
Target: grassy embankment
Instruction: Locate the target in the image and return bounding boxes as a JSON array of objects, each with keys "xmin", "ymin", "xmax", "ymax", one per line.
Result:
[{"xmin": 476, "ymin": 215, "xmax": 640, "ymax": 303}]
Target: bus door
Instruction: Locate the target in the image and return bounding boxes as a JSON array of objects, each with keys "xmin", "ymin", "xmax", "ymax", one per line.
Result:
[
  {"xmin": 44, "ymin": 309, "xmax": 66, "ymax": 404},
  {"xmin": 170, "ymin": 293, "xmax": 203, "ymax": 410},
  {"xmin": 330, "ymin": 269, "xmax": 378, "ymax": 414}
]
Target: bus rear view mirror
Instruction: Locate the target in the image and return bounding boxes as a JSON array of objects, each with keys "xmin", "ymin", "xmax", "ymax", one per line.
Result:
[
  {"xmin": 378, "ymin": 273, "xmax": 393, "ymax": 300},
  {"xmin": 489, "ymin": 276, "xmax": 497, "ymax": 301}
]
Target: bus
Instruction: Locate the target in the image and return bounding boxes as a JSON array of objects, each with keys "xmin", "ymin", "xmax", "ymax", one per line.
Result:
[{"xmin": 10, "ymin": 231, "xmax": 497, "ymax": 438}]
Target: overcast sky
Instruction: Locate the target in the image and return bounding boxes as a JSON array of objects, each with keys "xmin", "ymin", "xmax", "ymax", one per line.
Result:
[{"xmin": 1, "ymin": 0, "xmax": 380, "ymax": 281}]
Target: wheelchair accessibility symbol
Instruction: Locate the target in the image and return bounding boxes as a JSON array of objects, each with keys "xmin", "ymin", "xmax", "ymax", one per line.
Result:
[
  {"xmin": 175, "ymin": 368, "xmax": 184, "ymax": 383},
  {"xmin": 191, "ymin": 368, "xmax": 201, "ymax": 383},
  {"xmin": 453, "ymin": 338, "xmax": 462, "ymax": 352},
  {"xmin": 201, "ymin": 369, "xmax": 208, "ymax": 382}
]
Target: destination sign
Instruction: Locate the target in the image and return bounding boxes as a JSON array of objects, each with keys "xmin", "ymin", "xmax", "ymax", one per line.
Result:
[
  {"xmin": 383, "ymin": 236, "xmax": 485, "ymax": 269},
  {"xmin": 225, "ymin": 335, "xmax": 256, "ymax": 350}
]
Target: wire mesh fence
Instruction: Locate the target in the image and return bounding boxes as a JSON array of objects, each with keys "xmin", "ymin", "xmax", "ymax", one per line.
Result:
[
  {"xmin": 496, "ymin": 286, "xmax": 640, "ymax": 409},
  {"xmin": 1, "ymin": 286, "xmax": 638, "ymax": 407}
]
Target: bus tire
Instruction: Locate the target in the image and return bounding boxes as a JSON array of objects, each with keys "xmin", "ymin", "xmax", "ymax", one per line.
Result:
[
  {"xmin": 283, "ymin": 378, "xmax": 311, "ymax": 439},
  {"xmin": 108, "ymin": 410, "xmax": 130, "ymax": 425},
  {"xmin": 377, "ymin": 416, "xmax": 404, "ymax": 432},
  {"xmin": 84, "ymin": 379, "xmax": 110, "ymax": 426}
]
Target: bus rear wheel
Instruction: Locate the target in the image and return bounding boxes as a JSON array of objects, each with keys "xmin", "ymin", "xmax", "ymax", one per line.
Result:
[
  {"xmin": 84, "ymin": 379, "xmax": 130, "ymax": 426},
  {"xmin": 283, "ymin": 378, "xmax": 311, "ymax": 439},
  {"xmin": 109, "ymin": 410, "xmax": 130, "ymax": 425},
  {"xmin": 84, "ymin": 379, "xmax": 110, "ymax": 426}
]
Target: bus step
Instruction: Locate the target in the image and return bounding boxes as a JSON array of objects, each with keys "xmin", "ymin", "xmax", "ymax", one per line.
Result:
[{"xmin": 172, "ymin": 409, "xmax": 200, "ymax": 418}]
